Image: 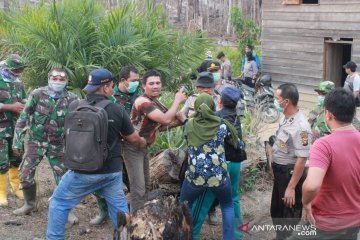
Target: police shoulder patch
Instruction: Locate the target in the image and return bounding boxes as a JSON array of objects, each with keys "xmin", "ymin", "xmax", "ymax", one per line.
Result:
[{"xmin": 300, "ymin": 131, "xmax": 309, "ymax": 146}]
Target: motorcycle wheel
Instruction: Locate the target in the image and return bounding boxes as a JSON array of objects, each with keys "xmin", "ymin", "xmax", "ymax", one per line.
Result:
[{"xmin": 258, "ymin": 103, "xmax": 280, "ymax": 123}]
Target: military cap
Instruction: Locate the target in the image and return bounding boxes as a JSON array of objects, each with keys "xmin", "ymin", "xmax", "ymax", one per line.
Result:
[
  {"xmin": 314, "ymin": 81, "xmax": 335, "ymax": 94},
  {"xmin": 4, "ymin": 54, "xmax": 26, "ymax": 70}
]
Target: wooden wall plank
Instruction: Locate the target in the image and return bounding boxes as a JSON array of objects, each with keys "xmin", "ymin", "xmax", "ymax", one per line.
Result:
[
  {"xmin": 263, "ymin": 20, "xmax": 360, "ymax": 31},
  {"xmin": 266, "ymin": 73, "xmax": 321, "ymax": 87},
  {"xmin": 262, "ymin": 27, "xmax": 360, "ymax": 38},
  {"xmin": 263, "ymin": 11, "xmax": 360, "ymax": 22},
  {"xmin": 262, "ymin": 49, "xmax": 324, "ymax": 62},
  {"xmin": 261, "ymin": 34, "xmax": 323, "ymax": 44},
  {"xmin": 262, "ymin": 56, "xmax": 323, "ymax": 71},
  {"xmin": 263, "ymin": 4, "xmax": 360, "ymax": 12},
  {"xmin": 262, "ymin": 65, "xmax": 323, "ymax": 79},
  {"xmin": 262, "ymin": 40, "xmax": 323, "ymax": 53}
]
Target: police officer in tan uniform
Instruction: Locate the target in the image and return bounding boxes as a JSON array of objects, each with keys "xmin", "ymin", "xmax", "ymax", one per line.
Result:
[
  {"xmin": 181, "ymin": 72, "xmax": 220, "ymax": 118},
  {"xmin": 271, "ymin": 83, "xmax": 312, "ymax": 240}
]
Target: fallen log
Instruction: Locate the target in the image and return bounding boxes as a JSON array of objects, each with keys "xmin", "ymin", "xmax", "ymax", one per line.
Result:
[{"xmin": 149, "ymin": 148, "xmax": 187, "ymax": 189}]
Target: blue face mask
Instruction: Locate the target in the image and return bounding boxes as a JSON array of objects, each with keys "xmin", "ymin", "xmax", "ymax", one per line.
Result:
[
  {"xmin": 274, "ymin": 99, "xmax": 284, "ymax": 113},
  {"xmin": 127, "ymin": 81, "xmax": 139, "ymax": 93},
  {"xmin": 213, "ymin": 73, "xmax": 221, "ymax": 82},
  {"xmin": 49, "ymin": 80, "xmax": 67, "ymax": 92},
  {"xmin": 0, "ymin": 68, "xmax": 18, "ymax": 82},
  {"xmin": 318, "ymin": 95, "xmax": 325, "ymax": 105}
]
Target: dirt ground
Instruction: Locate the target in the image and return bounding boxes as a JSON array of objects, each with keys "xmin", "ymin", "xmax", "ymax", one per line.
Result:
[{"xmin": 0, "ymin": 103, "xmax": 313, "ymax": 240}]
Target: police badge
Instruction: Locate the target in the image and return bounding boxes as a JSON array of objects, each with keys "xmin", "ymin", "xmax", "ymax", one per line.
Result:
[{"xmin": 300, "ymin": 131, "xmax": 309, "ymax": 146}]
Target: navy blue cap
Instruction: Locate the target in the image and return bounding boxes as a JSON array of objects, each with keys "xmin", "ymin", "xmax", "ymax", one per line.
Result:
[
  {"xmin": 222, "ymin": 86, "xmax": 241, "ymax": 103},
  {"xmin": 83, "ymin": 68, "xmax": 113, "ymax": 93}
]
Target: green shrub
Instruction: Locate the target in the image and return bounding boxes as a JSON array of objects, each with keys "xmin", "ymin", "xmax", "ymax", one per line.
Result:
[{"xmin": 0, "ymin": 0, "xmax": 209, "ymax": 95}]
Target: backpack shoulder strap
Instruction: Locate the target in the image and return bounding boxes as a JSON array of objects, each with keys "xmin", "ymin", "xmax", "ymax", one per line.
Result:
[{"xmin": 94, "ymin": 99, "xmax": 112, "ymax": 109}]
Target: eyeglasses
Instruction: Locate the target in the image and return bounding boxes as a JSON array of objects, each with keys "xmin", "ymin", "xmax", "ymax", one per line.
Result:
[{"xmin": 49, "ymin": 71, "xmax": 67, "ymax": 78}]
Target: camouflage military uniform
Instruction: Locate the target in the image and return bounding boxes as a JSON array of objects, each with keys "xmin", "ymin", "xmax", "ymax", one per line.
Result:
[
  {"xmin": 0, "ymin": 73, "xmax": 26, "ymax": 174},
  {"xmin": 112, "ymin": 85, "xmax": 141, "ymax": 114},
  {"xmin": 308, "ymin": 104, "xmax": 330, "ymax": 143},
  {"xmin": 13, "ymin": 87, "xmax": 78, "ymax": 189}
]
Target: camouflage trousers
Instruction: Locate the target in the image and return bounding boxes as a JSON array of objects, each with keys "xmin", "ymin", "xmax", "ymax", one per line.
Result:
[
  {"xmin": 0, "ymin": 137, "xmax": 22, "ymax": 174},
  {"xmin": 19, "ymin": 139, "xmax": 67, "ymax": 189}
]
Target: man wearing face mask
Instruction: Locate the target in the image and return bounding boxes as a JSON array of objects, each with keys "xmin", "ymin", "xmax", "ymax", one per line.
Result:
[
  {"xmin": 12, "ymin": 68, "xmax": 79, "ymax": 221},
  {"xmin": 0, "ymin": 54, "xmax": 27, "ymax": 206},
  {"xmin": 308, "ymin": 81, "xmax": 334, "ymax": 143},
  {"xmin": 271, "ymin": 83, "xmax": 312, "ymax": 239},
  {"xmin": 90, "ymin": 66, "xmax": 141, "ymax": 225},
  {"xmin": 113, "ymin": 65, "xmax": 141, "ymax": 113}
]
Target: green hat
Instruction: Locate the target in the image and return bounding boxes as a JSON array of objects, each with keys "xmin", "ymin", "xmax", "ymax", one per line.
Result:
[
  {"xmin": 314, "ymin": 81, "xmax": 335, "ymax": 94},
  {"xmin": 4, "ymin": 54, "xmax": 26, "ymax": 70}
]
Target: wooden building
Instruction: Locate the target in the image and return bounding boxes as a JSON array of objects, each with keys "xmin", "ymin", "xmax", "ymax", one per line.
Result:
[{"xmin": 261, "ymin": 0, "xmax": 360, "ymax": 96}]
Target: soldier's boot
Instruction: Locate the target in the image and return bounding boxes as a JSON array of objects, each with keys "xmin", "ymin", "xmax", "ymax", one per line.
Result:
[
  {"xmin": 8, "ymin": 168, "xmax": 24, "ymax": 200},
  {"xmin": 90, "ymin": 197, "xmax": 109, "ymax": 225},
  {"xmin": 68, "ymin": 210, "xmax": 79, "ymax": 225},
  {"xmin": 0, "ymin": 173, "xmax": 8, "ymax": 206},
  {"xmin": 13, "ymin": 184, "xmax": 37, "ymax": 215}
]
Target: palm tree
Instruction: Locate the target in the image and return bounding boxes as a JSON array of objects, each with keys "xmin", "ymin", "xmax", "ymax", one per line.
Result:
[{"xmin": 1, "ymin": 0, "xmax": 209, "ymax": 96}]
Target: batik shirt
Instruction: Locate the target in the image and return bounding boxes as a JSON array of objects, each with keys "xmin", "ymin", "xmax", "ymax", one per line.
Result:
[
  {"xmin": 0, "ymin": 72, "xmax": 26, "ymax": 138},
  {"xmin": 185, "ymin": 122, "xmax": 231, "ymax": 187},
  {"xmin": 13, "ymin": 87, "xmax": 78, "ymax": 149},
  {"xmin": 131, "ymin": 94, "xmax": 167, "ymax": 146}
]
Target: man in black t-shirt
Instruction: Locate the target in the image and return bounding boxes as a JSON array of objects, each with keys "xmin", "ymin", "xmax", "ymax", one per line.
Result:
[{"xmin": 46, "ymin": 69, "xmax": 146, "ymax": 239}]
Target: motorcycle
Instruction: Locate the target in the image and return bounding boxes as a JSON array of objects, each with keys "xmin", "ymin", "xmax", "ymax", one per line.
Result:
[{"xmin": 229, "ymin": 75, "xmax": 280, "ymax": 124}]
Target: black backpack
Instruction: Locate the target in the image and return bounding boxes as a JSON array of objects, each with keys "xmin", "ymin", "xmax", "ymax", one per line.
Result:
[{"xmin": 64, "ymin": 99, "xmax": 112, "ymax": 172}]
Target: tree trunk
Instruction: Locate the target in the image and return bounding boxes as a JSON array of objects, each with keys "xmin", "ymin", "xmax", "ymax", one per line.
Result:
[{"xmin": 149, "ymin": 148, "xmax": 186, "ymax": 188}]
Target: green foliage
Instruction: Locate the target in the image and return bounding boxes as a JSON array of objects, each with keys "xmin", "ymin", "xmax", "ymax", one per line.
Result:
[
  {"xmin": 241, "ymin": 165, "xmax": 260, "ymax": 193},
  {"xmin": 230, "ymin": 7, "xmax": 261, "ymax": 70},
  {"xmin": 0, "ymin": 0, "xmax": 209, "ymax": 95}
]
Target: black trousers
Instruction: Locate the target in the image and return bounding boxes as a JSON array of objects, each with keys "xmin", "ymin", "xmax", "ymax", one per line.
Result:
[{"xmin": 271, "ymin": 162, "xmax": 306, "ymax": 240}]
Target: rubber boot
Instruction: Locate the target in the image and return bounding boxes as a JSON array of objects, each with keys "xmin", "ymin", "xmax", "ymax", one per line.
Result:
[
  {"xmin": 90, "ymin": 197, "xmax": 109, "ymax": 225},
  {"xmin": 0, "ymin": 173, "xmax": 8, "ymax": 206},
  {"xmin": 68, "ymin": 210, "xmax": 79, "ymax": 225},
  {"xmin": 8, "ymin": 168, "xmax": 24, "ymax": 200},
  {"xmin": 13, "ymin": 184, "xmax": 37, "ymax": 215}
]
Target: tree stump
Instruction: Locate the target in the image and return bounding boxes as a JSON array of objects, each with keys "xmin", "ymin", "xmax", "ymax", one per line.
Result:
[{"xmin": 127, "ymin": 196, "xmax": 193, "ymax": 240}]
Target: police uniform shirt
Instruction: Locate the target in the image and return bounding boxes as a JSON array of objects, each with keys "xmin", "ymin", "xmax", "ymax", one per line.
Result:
[
  {"xmin": 272, "ymin": 110, "xmax": 312, "ymax": 165},
  {"xmin": 181, "ymin": 93, "xmax": 221, "ymax": 118}
]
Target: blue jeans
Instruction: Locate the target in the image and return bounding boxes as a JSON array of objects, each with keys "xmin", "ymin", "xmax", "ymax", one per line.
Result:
[
  {"xmin": 46, "ymin": 170, "xmax": 128, "ymax": 240},
  {"xmin": 180, "ymin": 179, "xmax": 235, "ymax": 240}
]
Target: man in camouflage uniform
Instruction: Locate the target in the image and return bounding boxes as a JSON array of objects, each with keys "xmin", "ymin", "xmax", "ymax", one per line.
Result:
[
  {"xmin": 308, "ymin": 81, "xmax": 335, "ymax": 143},
  {"xmin": 0, "ymin": 54, "xmax": 27, "ymax": 206},
  {"xmin": 90, "ymin": 66, "xmax": 141, "ymax": 225},
  {"xmin": 12, "ymin": 68, "xmax": 79, "ymax": 222}
]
